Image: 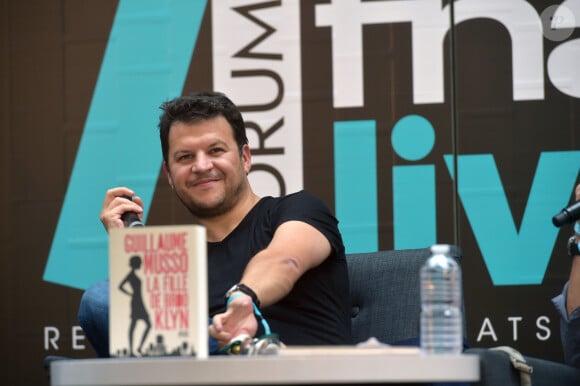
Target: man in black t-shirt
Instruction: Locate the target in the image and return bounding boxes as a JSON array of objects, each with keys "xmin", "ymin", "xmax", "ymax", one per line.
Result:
[
  {"xmin": 79, "ymin": 91, "xmax": 352, "ymax": 356},
  {"xmin": 207, "ymin": 190, "xmax": 351, "ymax": 345}
]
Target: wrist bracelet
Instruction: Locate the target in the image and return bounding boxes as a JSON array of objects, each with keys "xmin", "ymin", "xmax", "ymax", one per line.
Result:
[
  {"xmin": 225, "ymin": 283, "xmax": 261, "ymax": 308},
  {"xmin": 225, "ymin": 293, "xmax": 271, "ymax": 335},
  {"xmin": 226, "ymin": 293, "xmax": 245, "ymax": 308}
]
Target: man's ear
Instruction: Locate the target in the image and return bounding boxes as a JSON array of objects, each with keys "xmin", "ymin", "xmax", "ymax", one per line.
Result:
[
  {"xmin": 162, "ymin": 161, "xmax": 174, "ymax": 189},
  {"xmin": 242, "ymin": 144, "xmax": 252, "ymax": 174}
]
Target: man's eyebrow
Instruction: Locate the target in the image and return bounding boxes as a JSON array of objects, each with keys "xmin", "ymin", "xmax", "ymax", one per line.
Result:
[
  {"xmin": 208, "ymin": 139, "xmax": 229, "ymax": 148},
  {"xmin": 172, "ymin": 140, "xmax": 230, "ymax": 156}
]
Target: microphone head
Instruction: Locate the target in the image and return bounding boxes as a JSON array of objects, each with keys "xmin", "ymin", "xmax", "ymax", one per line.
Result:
[
  {"xmin": 552, "ymin": 211, "xmax": 568, "ymax": 227},
  {"xmin": 552, "ymin": 201, "xmax": 580, "ymax": 227}
]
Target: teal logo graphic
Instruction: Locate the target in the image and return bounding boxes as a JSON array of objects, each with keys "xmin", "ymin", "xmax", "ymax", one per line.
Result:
[
  {"xmin": 444, "ymin": 152, "xmax": 580, "ymax": 285},
  {"xmin": 334, "ymin": 120, "xmax": 379, "ymax": 253},
  {"xmin": 391, "ymin": 115, "xmax": 437, "ymax": 250},
  {"xmin": 43, "ymin": 0, "xmax": 207, "ymax": 290},
  {"xmin": 335, "ymin": 115, "xmax": 580, "ymax": 285}
]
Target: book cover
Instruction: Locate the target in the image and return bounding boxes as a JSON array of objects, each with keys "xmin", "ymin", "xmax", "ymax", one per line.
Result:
[{"xmin": 109, "ymin": 225, "xmax": 208, "ymax": 358}]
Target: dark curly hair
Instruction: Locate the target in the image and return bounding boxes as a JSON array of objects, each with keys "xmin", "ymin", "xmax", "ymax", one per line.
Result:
[{"xmin": 158, "ymin": 91, "xmax": 248, "ymax": 164}]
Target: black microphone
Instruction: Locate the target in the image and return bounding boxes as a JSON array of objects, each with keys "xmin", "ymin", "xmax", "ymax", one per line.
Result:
[
  {"xmin": 121, "ymin": 211, "xmax": 144, "ymax": 227},
  {"xmin": 121, "ymin": 196, "xmax": 144, "ymax": 227},
  {"xmin": 552, "ymin": 200, "xmax": 580, "ymax": 227}
]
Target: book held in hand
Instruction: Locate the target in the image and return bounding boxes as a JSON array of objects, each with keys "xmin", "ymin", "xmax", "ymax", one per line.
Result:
[{"xmin": 109, "ymin": 225, "xmax": 208, "ymax": 358}]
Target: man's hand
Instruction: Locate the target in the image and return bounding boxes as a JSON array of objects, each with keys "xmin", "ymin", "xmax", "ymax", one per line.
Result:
[
  {"xmin": 100, "ymin": 187, "xmax": 144, "ymax": 232},
  {"xmin": 209, "ymin": 294, "xmax": 258, "ymax": 348}
]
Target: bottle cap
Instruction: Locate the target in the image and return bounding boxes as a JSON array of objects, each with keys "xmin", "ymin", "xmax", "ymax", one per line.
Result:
[{"xmin": 430, "ymin": 244, "xmax": 450, "ymax": 254}]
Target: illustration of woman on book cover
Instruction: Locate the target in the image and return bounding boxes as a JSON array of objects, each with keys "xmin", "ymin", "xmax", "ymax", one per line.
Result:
[{"xmin": 119, "ymin": 254, "xmax": 151, "ymax": 356}]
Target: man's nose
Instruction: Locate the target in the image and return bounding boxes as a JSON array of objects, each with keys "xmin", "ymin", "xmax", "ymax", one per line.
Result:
[{"xmin": 192, "ymin": 153, "xmax": 212, "ymax": 172}]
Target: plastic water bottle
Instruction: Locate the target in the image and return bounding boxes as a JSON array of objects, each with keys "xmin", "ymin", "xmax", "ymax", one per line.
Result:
[{"xmin": 420, "ymin": 244, "xmax": 463, "ymax": 355}]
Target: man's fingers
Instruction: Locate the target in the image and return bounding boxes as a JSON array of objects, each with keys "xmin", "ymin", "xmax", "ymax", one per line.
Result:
[{"xmin": 208, "ymin": 324, "xmax": 232, "ymax": 346}]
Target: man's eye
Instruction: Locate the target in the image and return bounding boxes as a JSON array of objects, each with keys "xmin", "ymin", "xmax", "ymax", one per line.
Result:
[
  {"xmin": 209, "ymin": 148, "xmax": 224, "ymax": 154},
  {"xmin": 177, "ymin": 154, "xmax": 192, "ymax": 161}
]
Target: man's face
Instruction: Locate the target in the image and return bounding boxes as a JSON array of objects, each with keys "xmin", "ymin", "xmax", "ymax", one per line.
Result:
[{"xmin": 163, "ymin": 116, "xmax": 251, "ymax": 218}]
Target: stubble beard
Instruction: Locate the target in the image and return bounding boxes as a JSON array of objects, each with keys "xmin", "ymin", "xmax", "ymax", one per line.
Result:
[{"xmin": 176, "ymin": 177, "xmax": 247, "ymax": 219}]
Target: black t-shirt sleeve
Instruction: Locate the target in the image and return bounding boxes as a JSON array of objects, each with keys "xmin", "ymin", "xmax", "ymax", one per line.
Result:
[
  {"xmin": 263, "ymin": 191, "xmax": 352, "ymax": 345},
  {"xmin": 269, "ymin": 190, "xmax": 345, "ymax": 258}
]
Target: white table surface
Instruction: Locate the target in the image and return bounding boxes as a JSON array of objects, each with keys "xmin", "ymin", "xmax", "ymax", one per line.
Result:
[{"xmin": 50, "ymin": 350, "xmax": 480, "ymax": 385}]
